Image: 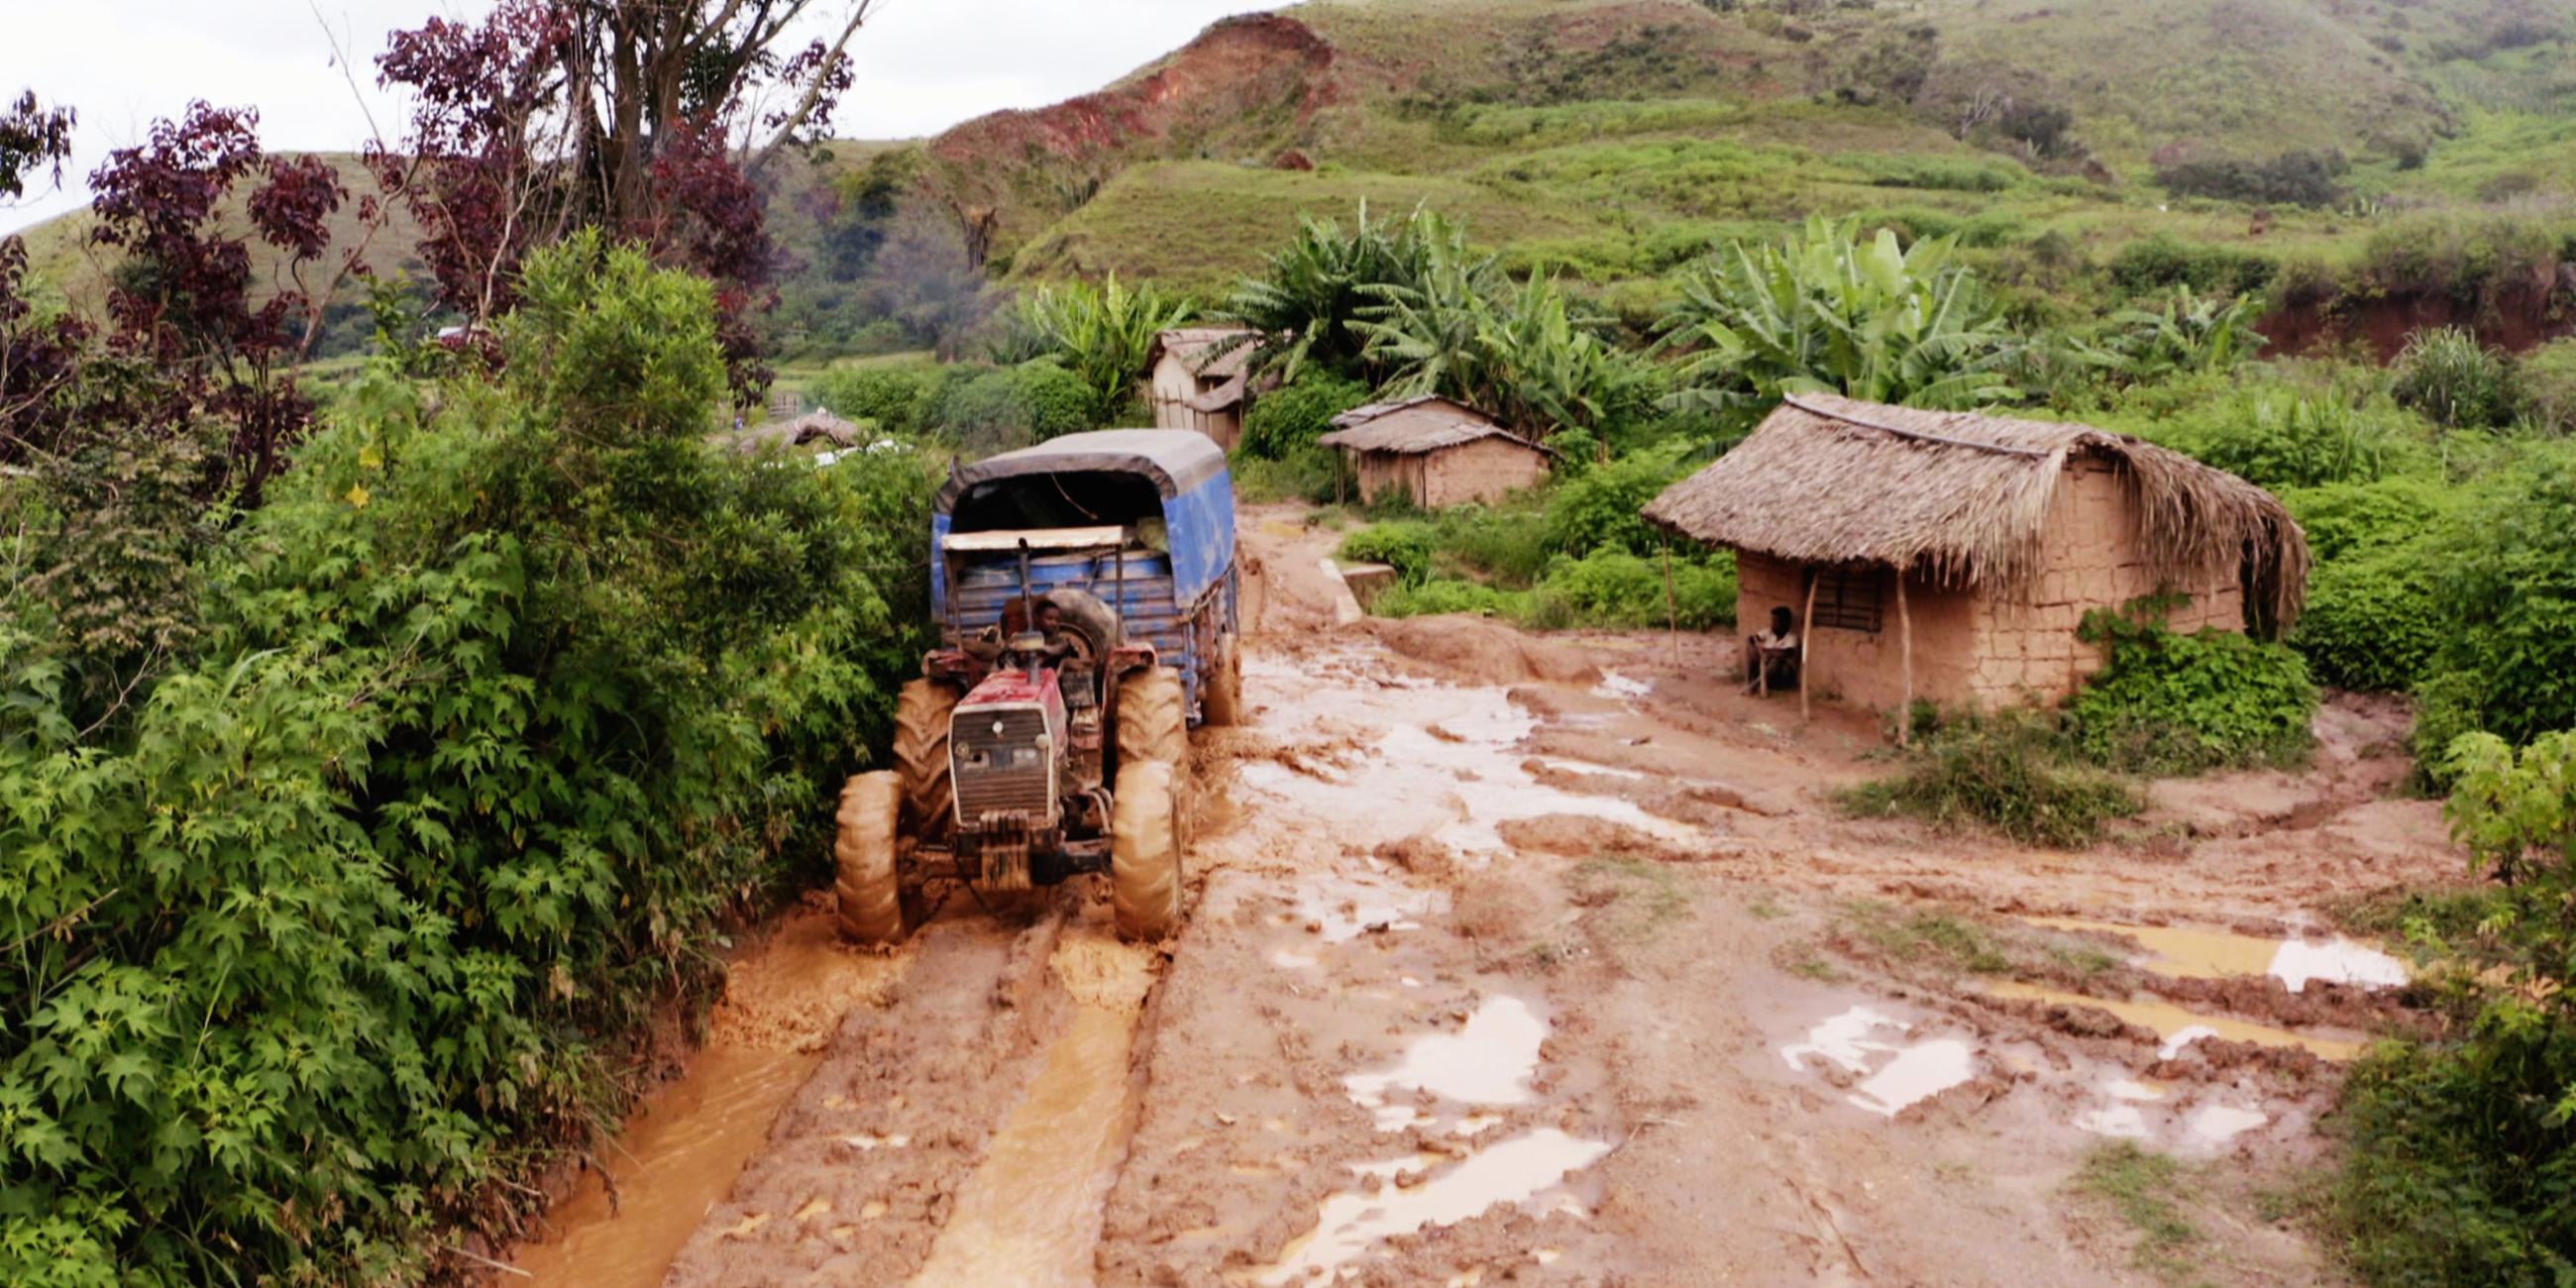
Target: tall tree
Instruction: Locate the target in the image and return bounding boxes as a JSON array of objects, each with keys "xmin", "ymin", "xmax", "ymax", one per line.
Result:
[{"xmin": 375, "ymin": 0, "xmax": 877, "ymax": 398}]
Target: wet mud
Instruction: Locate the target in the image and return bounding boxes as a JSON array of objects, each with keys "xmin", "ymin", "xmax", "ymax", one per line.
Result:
[{"xmin": 491, "ymin": 502, "xmax": 2452, "ymax": 1287}]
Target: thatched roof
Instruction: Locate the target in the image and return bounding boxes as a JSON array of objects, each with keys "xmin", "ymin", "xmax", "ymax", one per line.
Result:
[
  {"xmin": 1317, "ymin": 396, "xmax": 1554, "ymax": 457},
  {"xmin": 1154, "ymin": 327, "xmax": 1257, "ymax": 382},
  {"xmin": 1644, "ymin": 393, "xmax": 2309, "ymax": 627}
]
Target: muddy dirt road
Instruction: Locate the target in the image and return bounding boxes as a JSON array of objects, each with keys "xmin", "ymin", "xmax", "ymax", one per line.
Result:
[{"xmin": 507, "ymin": 504, "xmax": 2458, "ymax": 1286}]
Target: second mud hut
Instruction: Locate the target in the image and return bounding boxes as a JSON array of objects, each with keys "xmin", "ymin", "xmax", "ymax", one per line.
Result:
[
  {"xmin": 1146, "ymin": 327, "xmax": 1257, "ymax": 450},
  {"xmin": 1317, "ymin": 396, "xmax": 1554, "ymax": 508},
  {"xmin": 1645, "ymin": 392, "xmax": 2309, "ymax": 714}
]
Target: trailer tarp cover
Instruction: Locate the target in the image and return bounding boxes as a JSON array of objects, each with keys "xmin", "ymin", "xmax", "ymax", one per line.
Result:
[{"xmin": 935, "ymin": 429, "xmax": 1228, "ymax": 510}]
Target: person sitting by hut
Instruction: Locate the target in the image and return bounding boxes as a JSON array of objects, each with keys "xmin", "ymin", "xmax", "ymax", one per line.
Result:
[{"xmin": 1743, "ymin": 606, "xmax": 1800, "ymax": 696}]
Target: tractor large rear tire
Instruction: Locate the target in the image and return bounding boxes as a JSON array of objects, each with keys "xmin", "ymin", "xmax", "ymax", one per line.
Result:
[
  {"xmin": 1116, "ymin": 666, "xmax": 1189, "ymax": 769},
  {"xmin": 835, "ymin": 772, "xmax": 915, "ymax": 944},
  {"xmin": 1111, "ymin": 760, "xmax": 1184, "ymax": 941},
  {"xmin": 1201, "ymin": 633, "xmax": 1243, "ymax": 727},
  {"xmin": 894, "ymin": 679, "xmax": 960, "ymax": 842}
]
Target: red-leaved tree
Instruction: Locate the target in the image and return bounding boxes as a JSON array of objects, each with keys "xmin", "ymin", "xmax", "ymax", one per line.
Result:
[{"xmin": 375, "ymin": 0, "xmax": 876, "ymax": 401}]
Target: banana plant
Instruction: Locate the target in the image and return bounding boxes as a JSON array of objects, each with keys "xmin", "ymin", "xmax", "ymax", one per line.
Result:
[
  {"xmin": 2103, "ymin": 284, "xmax": 2261, "ymax": 382},
  {"xmin": 1018, "ymin": 273, "xmax": 1195, "ymax": 423},
  {"xmin": 1655, "ymin": 215, "xmax": 2021, "ymax": 418}
]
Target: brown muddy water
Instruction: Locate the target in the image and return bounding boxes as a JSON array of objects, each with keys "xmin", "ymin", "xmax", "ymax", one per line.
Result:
[
  {"xmin": 912, "ymin": 924, "xmax": 1154, "ymax": 1288},
  {"xmin": 512, "ymin": 906, "xmax": 905, "ymax": 1285},
  {"xmin": 515, "ymin": 1045, "xmax": 821, "ymax": 1286},
  {"xmin": 1984, "ymin": 981, "xmax": 2367, "ymax": 1061}
]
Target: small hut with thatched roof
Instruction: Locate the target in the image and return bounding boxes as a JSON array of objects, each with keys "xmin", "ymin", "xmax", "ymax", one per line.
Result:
[
  {"xmin": 1317, "ymin": 396, "xmax": 1555, "ymax": 508},
  {"xmin": 1146, "ymin": 327, "xmax": 1258, "ymax": 450},
  {"xmin": 1644, "ymin": 393, "xmax": 2309, "ymax": 713}
]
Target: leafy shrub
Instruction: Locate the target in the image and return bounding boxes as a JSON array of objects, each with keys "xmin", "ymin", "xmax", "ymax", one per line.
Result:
[
  {"xmin": 2191, "ymin": 392, "xmax": 2395, "ymax": 489},
  {"xmin": 2516, "ymin": 337, "xmax": 2576, "ymax": 435},
  {"xmin": 2295, "ymin": 544, "xmax": 2444, "ymax": 694},
  {"xmin": 2105, "ymin": 236, "xmax": 2277, "ymax": 299},
  {"xmin": 1239, "ymin": 372, "xmax": 1367, "ymax": 460},
  {"xmin": 2394, "ymin": 326, "xmax": 2520, "ymax": 430},
  {"xmin": 1840, "ymin": 712, "xmax": 2144, "ymax": 847},
  {"xmin": 2331, "ymin": 731, "xmax": 2576, "ymax": 1285},
  {"xmin": 2153, "ymin": 150, "xmax": 2345, "ymax": 207},
  {"xmin": 1014, "ymin": 273, "xmax": 1194, "ymax": 423},
  {"xmin": 1541, "ymin": 441, "xmax": 1696, "ymax": 556},
  {"xmin": 810, "ymin": 361, "xmax": 941, "ymax": 434},
  {"xmin": 2279, "ymin": 475, "xmax": 2449, "ymax": 563},
  {"xmin": 931, "ymin": 360, "xmax": 1095, "ymax": 454},
  {"xmin": 0, "ymin": 238, "xmax": 934, "ymax": 1282},
  {"xmin": 1339, "ymin": 520, "xmax": 1440, "ymax": 585},
  {"xmin": 2065, "ymin": 605, "xmax": 2319, "ymax": 774},
  {"xmin": 2422, "ymin": 462, "xmax": 2576, "ymax": 749},
  {"xmin": 1375, "ymin": 577, "xmax": 1521, "ymax": 618},
  {"xmin": 1524, "ymin": 548, "xmax": 1735, "ymax": 630},
  {"xmin": 1659, "ymin": 215, "xmax": 2020, "ymax": 423},
  {"xmin": 1232, "ymin": 444, "xmax": 1339, "ymax": 505},
  {"xmin": 2100, "ymin": 286, "xmax": 2260, "ymax": 383}
]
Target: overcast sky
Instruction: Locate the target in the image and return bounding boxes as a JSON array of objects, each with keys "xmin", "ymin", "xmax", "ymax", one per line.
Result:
[{"xmin": 1, "ymin": 0, "xmax": 1275, "ymax": 234}]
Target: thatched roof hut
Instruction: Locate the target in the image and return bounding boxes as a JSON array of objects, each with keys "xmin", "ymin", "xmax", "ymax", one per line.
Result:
[
  {"xmin": 1147, "ymin": 327, "xmax": 1259, "ymax": 450},
  {"xmin": 1317, "ymin": 396, "xmax": 1555, "ymax": 508},
  {"xmin": 1646, "ymin": 393, "xmax": 2309, "ymax": 714}
]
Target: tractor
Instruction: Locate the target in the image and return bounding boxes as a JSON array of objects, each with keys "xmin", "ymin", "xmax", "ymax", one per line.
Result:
[{"xmin": 835, "ymin": 429, "xmax": 1242, "ymax": 943}]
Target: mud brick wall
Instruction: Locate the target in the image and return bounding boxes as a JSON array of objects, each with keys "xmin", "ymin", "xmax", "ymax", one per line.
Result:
[
  {"xmin": 1344, "ymin": 438, "xmax": 1550, "ymax": 508},
  {"xmin": 1731, "ymin": 460, "xmax": 2247, "ymax": 712},
  {"xmin": 1419, "ymin": 437, "xmax": 1551, "ymax": 508}
]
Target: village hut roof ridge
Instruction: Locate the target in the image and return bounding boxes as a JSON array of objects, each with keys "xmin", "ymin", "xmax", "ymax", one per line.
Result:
[
  {"xmin": 1643, "ymin": 392, "xmax": 2310, "ymax": 626},
  {"xmin": 1153, "ymin": 326, "xmax": 1258, "ymax": 381},
  {"xmin": 1317, "ymin": 395, "xmax": 1555, "ymax": 456}
]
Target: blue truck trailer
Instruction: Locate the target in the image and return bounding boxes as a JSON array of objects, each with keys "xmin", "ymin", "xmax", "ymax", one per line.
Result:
[{"xmin": 836, "ymin": 430, "xmax": 1242, "ymax": 944}]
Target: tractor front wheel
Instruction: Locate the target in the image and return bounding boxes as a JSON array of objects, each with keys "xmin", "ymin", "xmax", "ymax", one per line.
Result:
[
  {"xmin": 1116, "ymin": 665, "xmax": 1189, "ymax": 769},
  {"xmin": 894, "ymin": 679, "xmax": 960, "ymax": 843},
  {"xmin": 835, "ymin": 771, "xmax": 918, "ymax": 944},
  {"xmin": 1111, "ymin": 759, "xmax": 1184, "ymax": 941}
]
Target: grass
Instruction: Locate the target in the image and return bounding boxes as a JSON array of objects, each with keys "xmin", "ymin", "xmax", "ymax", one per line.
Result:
[
  {"xmin": 2075, "ymin": 1142, "xmax": 2208, "ymax": 1285},
  {"xmin": 1567, "ymin": 857, "xmax": 1691, "ymax": 943},
  {"xmin": 1837, "ymin": 900, "xmax": 2125, "ymax": 984},
  {"xmin": 1839, "ymin": 714, "xmax": 2146, "ymax": 848}
]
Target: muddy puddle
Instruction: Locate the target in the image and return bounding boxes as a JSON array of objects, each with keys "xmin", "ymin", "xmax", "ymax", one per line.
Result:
[
  {"xmin": 1236, "ymin": 652, "xmax": 1697, "ymax": 859},
  {"xmin": 1251, "ymin": 1129, "xmax": 1610, "ymax": 1286},
  {"xmin": 1346, "ymin": 994, "xmax": 1546, "ymax": 1132},
  {"xmin": 912, "ymin": 926, "xmax": 1154, "ymax": 1288},
  {"xmin": 1984, "ymin": 981, "xmax": 2367, "ymax": 1061},
  {"xmin": 2025, "ymin": 916, "xmax": 2408, "ymax": 993},
  {"xmin": 512, "ymin": 908, "xmax": 903, "ymax": 1286},
  {"xmin": 1779, "ymin": 1005, "xmax": 1980, "ymax": 1117}
]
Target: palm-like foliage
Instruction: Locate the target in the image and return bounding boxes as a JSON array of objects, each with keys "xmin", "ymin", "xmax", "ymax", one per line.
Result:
[
  {"xmin": 1656, "ymin": 215, "xmax": 2020, "ymax": 419},
  {"xmin": 1354, "ymin": 235, "xmax": 1656, "ymax": 442},
  {"xmin": 1217, "ymin": 203, "xmax": 1449, "ymax": 383},
  {"xmin": 1018, "ymin": 273, "xmax": 1195, "ymax": 422},
  {"xmin": 2104, "ymin": 285, "xmax": 2261, "ymax": 382}
]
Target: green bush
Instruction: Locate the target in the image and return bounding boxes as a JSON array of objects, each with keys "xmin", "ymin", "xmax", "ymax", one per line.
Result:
[
  {"xmin": 810, "ymin": 362, "xmax": 942, "ymax": 435},
  {"xmin": 931, "ymin": 360, "xmax": 1096, "ymax": 454},
  {"xmin": 2518, "ymin": 337, "xmax": 2576, "ymax": 435},
  {"xmin": 1239, "ymin": 373, "xmax": 1367, "ymax": 460},
  {"xmin": 0, "ymin": 237, "xmax": 934, "ymax": 1282},
  {"xmin": 1526, "ymin": 548, "xmax": 1736, "ymax": 630},
  {"xmin": 1375, "ymin": 577, "xmax": 1522, "ymax": 618},
  {"xmin": 2295, "ymin": 543, "xmax": 2444, "ymax": 694},
  {"xmin": 2065, "ymin": 605, "xmax": 2319, "ymax": 774},
  {"xmin": 1338, "ymin": 521, "xmax": 1440, "ymax": 585},
  {"xmin": 1542, "ymin": 440, "xmax": 1696, "ymax": 556},
  {"xmin": 2279, "ymin": 476, "xmax": 2450, "ymax": 563},
  {"xmin": 2330, "ymin": 731, "xmax": 2576, "ymax": 1286},
  {"xmin": 1232, "ymin": 443, "xmax": 1339, "ymax": 504},
  {"xmin": 2105, "ymin": 235, "xmax": 2277, "ymax": 299},
  {"xmin": 2394, "ymin": 326, "xmax": 2520, "ymax": 430},
  {"xmin": 1840, "ymin": 713, "xmax": 2144, "ymax": 847},
  {"xmin": 2423, "ymin": 462, "xmax": 2576, "ymax": 748}
]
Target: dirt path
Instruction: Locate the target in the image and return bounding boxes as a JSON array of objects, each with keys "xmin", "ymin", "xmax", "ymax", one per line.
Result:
[{"xmin": 505, "ymin": 502, "xmax": 2459, "ymax": 1287}]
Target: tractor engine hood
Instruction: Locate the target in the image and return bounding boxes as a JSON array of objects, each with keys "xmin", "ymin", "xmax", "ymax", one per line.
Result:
[{"xmin": 951, "ymin": 668, "xmax": 1068, "ymax": 830}]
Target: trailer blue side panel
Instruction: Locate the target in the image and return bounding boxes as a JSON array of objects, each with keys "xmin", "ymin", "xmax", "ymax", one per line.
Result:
[
  {"xmin": 945, "ymin": 549, "xmax": 1217, "ymax": 715},
  {"xmin": 1161, "ymin": 466, "xmax": 1234, "ymax": 608}
]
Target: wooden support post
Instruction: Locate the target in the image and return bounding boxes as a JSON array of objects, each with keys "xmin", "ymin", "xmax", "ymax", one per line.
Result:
[
  {"xmin": 1799, "ymin": 567, "xmax": 1819, "ymax": 723},
  {"xmin": 1896, "ymin": 567, "xmax": 1913, "ymax": 749},
  {"xmin": 1661, "ymin": 538, "xmax": 1680, "ymax": 666}
]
